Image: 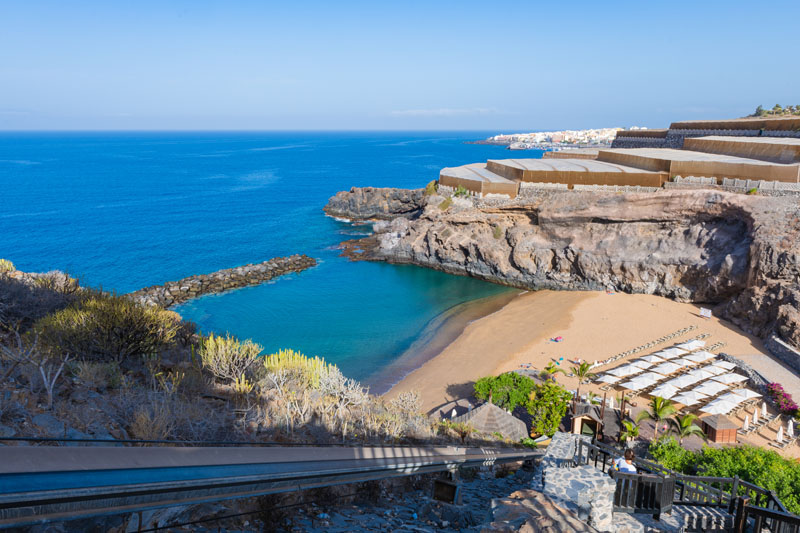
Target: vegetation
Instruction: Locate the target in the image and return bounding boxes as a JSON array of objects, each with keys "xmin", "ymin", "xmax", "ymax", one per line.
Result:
[
  {"xmin": 262, "ymin": 349, "xmax": 336, "ymax": 389},
  {"xmin": 438, "ymin": 197, "xmax": 452, "ymax": 210},
  {"xmin": 751, "ymin": 104, "xmax": 800, "ymax": 117},
  {"xmin": 668, "ymin": 413, "xmax": 705, "ymax": 445},
  {"xmin": 199, "ymin": 332, "xmax": 262, "ymax": 383},
  {"xmin": 619, "ymin": 419, "xmax": 640, "ymax": 444},
  {"xmin": 570, "ymin": 361, "xmax": 596, "ymax": 402},
  {"xmin": 474, "ymin": 372, "xmax": 537, "ymax": 411},
  {"xmin": 492, "ymin": 225, "xmax": 502, "ymax": 240},
  {"xmin": 766, "ymin": 382, "xmax": 799, "ymax": 416},
  {"xmin": 636, "ymin": 396, "xmax": 677, "ymax": 440},
  {"xmin": 453, "ymin": 185, "xmax": 470, "ymax": 198},
  {"xmin": 539, "ymin": 362, "xmax": 565, "ymax": 381},
  {"xmin": 648, "ymin": 438, "xmax": 800, "ymax": 514},
  {"xmin": 0, "ymin": 259, "xmax": 14, "ymax": 273},
  {"xmin": 33, "ymin": 291, "xmax": 180, "ymax": 363},
  {"xmin": 527, "ymin": 381, "xmax": 572, "ymax": 437},
  {"xmin": 423, "ymin": 180, "xmax": 438, "ymax": 196}
]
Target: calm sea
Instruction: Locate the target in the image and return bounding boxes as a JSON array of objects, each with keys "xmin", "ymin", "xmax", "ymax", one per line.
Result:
[{"xmin": 0, "ymin": 132, "xmax": 542, "ymax": 385}]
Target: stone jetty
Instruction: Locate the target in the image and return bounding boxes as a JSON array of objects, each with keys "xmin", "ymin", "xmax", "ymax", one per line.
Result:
[{"xmin": 128, "ymin": 254, "xmax": 316, "ymax": 307}]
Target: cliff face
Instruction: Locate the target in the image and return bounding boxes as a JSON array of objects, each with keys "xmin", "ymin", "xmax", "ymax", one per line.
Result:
[
  {"xmin": 327, "ymin": 188, "xmax": 800, "ymax": 349},
  {"xmin": 324, "ymin": 186, "xmax": 426, "ymax": 220}
]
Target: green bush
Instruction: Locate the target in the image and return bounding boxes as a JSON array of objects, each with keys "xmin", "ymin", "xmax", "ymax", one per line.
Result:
[
  {"xmin": 454, "ymin": 185, "xmax": 470, "ymax": 198},
  {"xmin": 492, "ymin": 225, "xmax": 502, "ymax": 239},
  {"xmin": 424, "ymin": 180, "xmax": 438, "ymax": 196},
  {"xmin": 34, "ymin": 291, "xmax": 179, "ymax": 362},
  {"xmin": 520, "ymin": 437, "xmax": 539, "ymax": 449},
  {"xmin": 199, "ymin": 332, "xmax": 262, "ymax": 383},
  {"xmin": 438, "ymin": 197, "xmax": 452, "ymax": 211},
  {"xmin": 747, "ymin": 187, "xmax": 758, "ymax": 195},
  {"xmin": 527, "ymin": 381, "xmax": 572, "ymax": 437},
  {"xmin": 648, "ymin": 437, "xmax": 695, "ymax": 473},
  {"xmin": 0, "ymin": 259, "xmax": 14, "ymax": 273},
  {"xmin": 474, "ymin": 372, "xmax": 536, "ymax": 411}
]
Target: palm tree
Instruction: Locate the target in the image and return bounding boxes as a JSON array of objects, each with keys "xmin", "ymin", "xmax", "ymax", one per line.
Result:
[
  {"xmin": 636, "ymin": 396, "xmax": 677, "ymax": 440},
  {"xmin": 571, "ymin": 361, "xmax": 597, "ymax": 402},
  {"xmin": 619, "ymin": 419, "xmax": 640, "ymax": 445},
  {"xmin": 540, "ymin": 362, "xmax": 565, "ymax": 381},
  {"xmin": 669, "ymin": 413, "xmax": 706, "ymax": 445}
]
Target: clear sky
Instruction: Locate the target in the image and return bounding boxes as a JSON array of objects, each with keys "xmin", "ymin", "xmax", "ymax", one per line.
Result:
[{"xmin": 1, "ymin": 0, "xmax": 798, "ymax": 131}]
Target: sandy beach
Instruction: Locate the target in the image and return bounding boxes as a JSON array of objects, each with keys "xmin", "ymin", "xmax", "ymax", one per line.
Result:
[{"xmin": 386, "ymin": 289, "xmax": 797, "ymax": 415}]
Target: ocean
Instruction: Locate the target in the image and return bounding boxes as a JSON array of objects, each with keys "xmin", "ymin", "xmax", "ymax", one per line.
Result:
[{"xmin": 0, "ymin": 132, "xmax": 542, "ymax": 387}]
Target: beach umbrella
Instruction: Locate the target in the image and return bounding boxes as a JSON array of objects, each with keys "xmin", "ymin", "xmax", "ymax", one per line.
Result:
[
  {"xmin": 628, "ymin": 360, "xmax": 654, "ymax": 369},
  {"xmin": 620, "ymin": 375, "xmax": 657, "ymax": 391},
  {"xmin": 658, "ymin": 347, "xmax": 688, "ymax": 359},
  {"xmin": 609, "ymin": 396, "xmax": 615, "ymax": 409},
  {"xmin": 673, "ymin": 391, "xmax": 709, "ymax": 406},
  {"xmin": 743, "ymin": 415, "xmax": 750, "ymax": 432},
  {"xmin": 711, "ymin": 361, "xmax": 737, "ymax": 371},
  {"xmin": 716, "ymin": 392, "xmax": 746, "ymax": 405},
  {"xmin": 596, "ymin": 374, "xmax": 621, "ymax": 384},
  {"xmin": 607, "ymin": 365, "xmax": 642, "ymax": 378},
  {"xmin": 686, "ymin": 351, "xmax": 716, "ymax": 364},
  {"xmin": 672, "ymin": 357, "xmax": 699, "ymax": 367},
  {"xmin": 653, "ymin": 362, "xmax": 682, "ymax": 375},
  {"xmin": 666, "ymin": 374, "xmax": 702, "ymax": 389},
  {"xmin": 677, "ymin": 340, "xmax": 706, "ymax": 351},
  {"xmin": 701, "ymin": 399, "xmax": 738, "ymax": 415},
  {"xmin": 762, "ymin": 402, "xmax": 768, "ymax": 419},
  {"xmin": 638, "ymin": 355, "xmax": 666, "ymax": 364},
  {"xmin": 730, "ymin": 389, "xmax": 761, "ymax": 401},
  {"xmin": 777, "ymin": 425, "xmax": 784, "ymax": 443},
  {"xmin": 693, "ymin": 381, "xmax": 729, "ymax": 396},
  {"xmin": 789, "ymin": 419, "xmax": 795, "ymax": 439},
  {"xmin": 712, "ymin": 373, "xmax": 748, "ymax": 385},
  {"xmin": 703, "ymin": 365, "xmax": 726, "ymax": 376},
  {"xmin": 753, "ymin": 406, "xmax": 759, "ymax": 424},
  {"xmin": 688, "ymin": 368, "xmax": 719, "ymax": 381},
  {"xmin": 651, "ymin": 384, "xmax": 679, "ymax": 399}
]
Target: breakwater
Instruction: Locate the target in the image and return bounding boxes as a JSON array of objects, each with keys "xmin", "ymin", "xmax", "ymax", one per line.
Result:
[{"xmin": 128, "ymin": 254, "xmax": 317, "ymax": 307}]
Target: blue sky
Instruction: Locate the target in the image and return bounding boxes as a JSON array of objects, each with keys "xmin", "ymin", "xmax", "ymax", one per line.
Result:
[{"xmin": 1, "ymin": 0, "xmax": 798, "ymax": 131}]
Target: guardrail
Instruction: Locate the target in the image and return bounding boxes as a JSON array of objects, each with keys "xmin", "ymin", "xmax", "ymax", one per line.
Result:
[{"xmin": 0, "ymin": 444, "xmax": 541, "ymax": 529}]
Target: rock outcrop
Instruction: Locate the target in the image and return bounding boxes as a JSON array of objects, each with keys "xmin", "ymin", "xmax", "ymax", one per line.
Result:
[
  {"xmin": 128, "ymin": 254, "xmax": 317, "ymax": 307},
  {"xmin": 324, "ymin": 186, "xmax": 426, "ymax": 220},
  {"xmin": 326, "ymin": 187, "xmax": 800, "ymax": 350}
]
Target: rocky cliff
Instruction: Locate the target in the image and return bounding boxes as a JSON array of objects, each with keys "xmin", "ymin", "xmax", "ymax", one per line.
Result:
[
  {"xmin": 327, "ymin": 188, "xmax": 800, "ymax": 350},
  {"xmin": 324, "ymin": 186, "xmax": 426, "ymax": 220}
]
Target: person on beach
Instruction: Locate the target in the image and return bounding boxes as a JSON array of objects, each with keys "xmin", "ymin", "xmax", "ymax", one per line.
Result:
[{"xmin": 613, "ymin": 449, "xmax": 637, "ymax": 474}]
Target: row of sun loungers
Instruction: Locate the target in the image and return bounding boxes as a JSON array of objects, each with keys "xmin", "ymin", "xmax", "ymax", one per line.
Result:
[{"xmin": 592, "ymin": 325, "xmax": 698, "ymax": 369}]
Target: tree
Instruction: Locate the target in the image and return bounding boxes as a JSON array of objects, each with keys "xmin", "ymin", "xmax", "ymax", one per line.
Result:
[
  {"xmin": 755, "ymin": 105, "xmax": 767, "ymax": 117},
  {"xmin": 0, "ymin": 331, "xmax": 70, "ymax": 410},
  {"xmin": 636, "ymin": 396, "xmax": 677, "ymax": 440},
  {"xmin": 539, "ymin": 362, "xmax": 565, "ymax": 381},
  {"xmin": 669, "ymin": 413, "xmax": 705, "ymax": 445},
  {"xmin": 570, "ymin": 361, "xmax": 597, "ymax": 402},
  {"xmin": 527, "ymin": 381, "xmax": 572, "ymax": 437},
  {"xmin": 772, "ymin": 104, "xmax": 784, "ymax": 114},
  {"xmin": 619, "ymin": 419, "xmax": 640, "ymax": 444},
  {"xmin": 474, "ymin": 372, "xmax": 537, "ymax": 411}
]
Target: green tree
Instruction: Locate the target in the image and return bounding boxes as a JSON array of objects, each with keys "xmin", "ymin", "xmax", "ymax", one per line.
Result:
[
  {"xmin": 648, "ymin": 436, "xmax": 696, "ymax": 473},
  {"xmin": 755, "ymin": 105, "xmax": 767, "ymax": 116},
  {"xmin": 474, "ymin": 372, "xmax": 537, "ymax": 411},
  {"xmin": 570, "ymin": 361, "xmax": 597, "ymax": 402},
  {"xmin": 772, "ymin": 104, "xmax": 784, "ymax": 114},
  {"xmin": 669, "ymin": 413, "xmax": 705, "ymax": 445},
  {"xmin": 619, "ymin": 419, "xmax": 640, "ymax": 444},
  {"xmin": 636, "ymin": 396, "xmax": 677, "ymax": 440},
  {"xmin": 527, "ymin": 381, "xmax": 572, "ymax": 437},
  {"xmin": 539, "ymin": 362, "xmax": 565, "ymax": 381}
]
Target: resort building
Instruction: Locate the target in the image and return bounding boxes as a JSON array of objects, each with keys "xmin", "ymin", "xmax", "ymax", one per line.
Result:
[{"xmin": 439, "ymin": 117, "xmax": 800, "ymax": 198}]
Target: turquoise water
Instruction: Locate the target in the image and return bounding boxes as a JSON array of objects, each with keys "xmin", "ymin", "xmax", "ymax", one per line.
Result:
[{"xmin": 0, "ymin": 132, "xmax": 541, "ymax": 384}]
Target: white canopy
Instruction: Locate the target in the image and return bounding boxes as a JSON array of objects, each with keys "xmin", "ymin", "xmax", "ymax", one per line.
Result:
[
  {"xmin": 596, "ymin": 374, "xmax": 621, "ymax": 384},
  {"xmin": 620, "ymin": 375, "xmax": 659, "ymax": 391},
  {"xmin": 716, "ymin": 392, "xmax": 746, "ymax": 405},
  {"xmin": 685, "ymin": 351, "xmax": 716, "ymax": 363},
  {"xmin": 701, "ymin": 399, "xmax": 738, "ymax": 415},
  {"xmin": 703, "ymin": 365, "xmax": 726, "ymax": 376},
  {"xmin": 743, "ymin": 415, "xmax": 750, "ymax": 432},
  {"xmin": 676, "ymin": 340, "xmax": 706, "ymax": 351},
  {"xmin": 651, "ymin": 384, "xmax": 680, "ymax": 399},
  {"xmin": 712, "ymin": 373, "xmax": 748, "ymax": 385},
  {"xmin": 673, "ymin": 391, "xmax": 709, "ymax": 406},
  {"xmin": 730, "ymin": 389, "xmax": 761, "ymax": 401},
  {"xmin": 777, "ymin": 425, "xmax": 784, "ymax": 442},
  {"xmin": 657, "ymin": 347, "xmax": 689, "ymax": 358},
  {"xmin": 710, "ymin": 361, "xmax": 737, "ymax": 371},
  {"xmin": 652, "ymin": 362, "xmax": 683, "ymax": 375},
  {"xmin": 693, "ymin": 381, "xmax": 730, "ymax": 396},
  {"xmin": 607, "ymin": 365, "xmax": 643, "ymax": 377},
  {"xmin": 672, "ymin": 357, "xmax": 699, "ymax": 367},
  {"xmin": 687, "ymin": 368, "xmax": 720, "ymax": 381},
  {"xmin": 666, "ymin": 374, "xmax": 704, "ymax": 389},
  {"xmin": 628, "ymin": 360, "xmax": 654, "ymax": 369},
  {"xmin": 638, "ymin": 355, "xmax": 666, "ymax": 364}
]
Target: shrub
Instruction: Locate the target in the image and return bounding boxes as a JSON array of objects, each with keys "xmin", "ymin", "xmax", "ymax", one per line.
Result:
[
  {"xmin": 0, "ymin": 259, "xmax": 14, "ymax": 273},
  {"xmin": 389, "ymin": 390, "xmax": 422, "ymax": 416},
  {"xmin": 649, "ymin": 436, "xmax": 696, "ymax": 473},
  {"xmin": 199, "ymin": 332, "xmax": 262, "ymax": 383},
  {"xmin": 766, "ymin": 382, "xmax": 799, "ymax": 415},
  {"xmin": 747, "ymin": 187, "xmax": 758, "ymax": 195},
  {"xmin": 492, "ymin": 225, "xmax": 502, "ymax": 239},
  {"xmin": 438, "ymin": 197, "xmax": 452, "ymax": 211},
  {"xmin": 520, "ymin": 437, "xmax": 539, "ymax": 449},
  {"xmin": 262, "ymin": 349, "xmax": 336, "ymax": 389},
  {"xmin": 424, "ymin": 180, "xmax": 438, "ymax": 196},
  {"xmin": 71, "ymin": 360, "xmax": 121, "ymax": 390},
  {"xmin": 453, "ymin": 185, "xmax": 470, "ymax": 198},
  {"xmin": 527, "ymin": 381, "xmax": 572, "ymax": 437},
  {"xmin": 474, "ymin": 372, "xmax": 537, "ymax": 411},
  {"xmin": 0, "ymin": 276, "xmax": 78, "ymax": 331},
  {"xmin": 34, "ymin": 291, "xmax": 179, "ymax": 363}
]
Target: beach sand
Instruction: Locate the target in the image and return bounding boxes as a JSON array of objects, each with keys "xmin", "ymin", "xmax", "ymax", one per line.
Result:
[{"xmin": 386, "ymin": 289, "xmax": 795, "ymax": 414}]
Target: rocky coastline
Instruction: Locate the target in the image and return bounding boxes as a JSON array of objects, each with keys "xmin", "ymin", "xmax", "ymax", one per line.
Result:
[
  {"xmin": 128, "ymin": 254, "xmax": 317, "ymax": 307},
  {"xmin": 326, "ymin": 187, "xmax": 800, "ymax": 352}
]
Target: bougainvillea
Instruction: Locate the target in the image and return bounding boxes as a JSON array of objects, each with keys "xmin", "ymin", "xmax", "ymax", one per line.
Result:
[{"xmin": 766, "ymin": 382, "xmax": 799, "ymax": 415}]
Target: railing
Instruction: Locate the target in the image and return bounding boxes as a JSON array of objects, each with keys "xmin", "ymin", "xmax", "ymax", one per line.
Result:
[
  {"xmin": 734, "ymin": 499, "xmax": 800, "ymax": 533},
  {"xmin": 612, "ymin": 472, "xmax": 675, "ymax": 518},
  {"xmin": 577, "ymin": 439, "xmax": 795, "ymax": 527}
]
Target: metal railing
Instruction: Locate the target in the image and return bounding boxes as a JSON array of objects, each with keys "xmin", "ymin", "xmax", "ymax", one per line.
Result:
[{"xmin": 0, "ymin": 443, "xmax": 541, "ymax": 529}]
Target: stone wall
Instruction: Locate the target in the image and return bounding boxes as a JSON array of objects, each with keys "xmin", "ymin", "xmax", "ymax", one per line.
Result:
[
  {"xmin": 613, "ymin": 128, "xmax": 800, "ymax": 150},
  {"xmin": 609, "ymin": 137, "xmax": 669, "ymax": 149},
  {"xmin": 764, "ymin": 334, "xmax": 800, "ymax": 375},
  {"xmin": 128, "ymin": 254, "xmax": 317, "ymax": 308}
]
